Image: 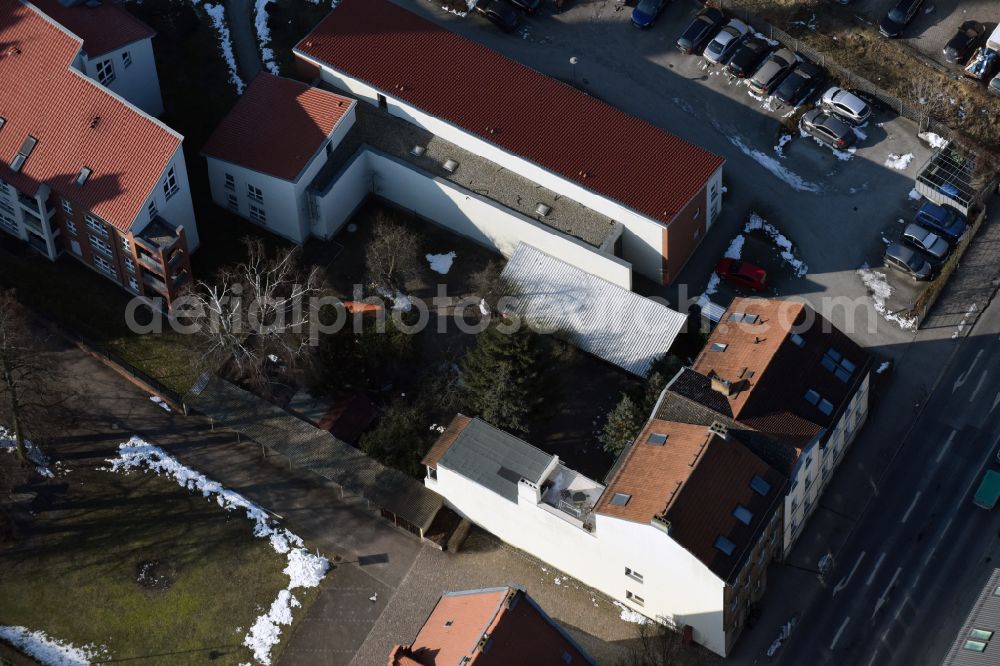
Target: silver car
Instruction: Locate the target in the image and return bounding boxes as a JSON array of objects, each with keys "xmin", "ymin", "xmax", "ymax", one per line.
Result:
[
  {"xmin": 748, "ymin": 47, "xmax": 797, "ymax": 96},
  {"xmin": 820, "ymin": 87, "xmax": 872, "ymax": 125},
  {"xmin": 902, "ymin": 223, "xmax": 950, "ymax": 260},
  {"xmin": 884, "ymin": 242, "xmax": 932, "ymax": 280},
  {"xmin": 703, "ymin": 19, "xmax": 749, "ymax": 65}
]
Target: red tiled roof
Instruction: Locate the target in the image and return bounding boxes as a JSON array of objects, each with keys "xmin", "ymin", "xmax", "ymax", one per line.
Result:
[
  {"xmin": 295, "ymin": 0, "xmax": 724, "ymax": 226},
  {"xmin": 202, "ymin": 73, "xmax": 355, "ymax": 182},
  {"xmin": 31, "ymin": 0, "xmax": 156, "ymax": 57},
  {"xmin": 0, "ymin": 0, "xmax": 181, "ymax": 232},
  {"xmin": 391, "ymin": 587, "xmax": 594, "ymax": 665}
]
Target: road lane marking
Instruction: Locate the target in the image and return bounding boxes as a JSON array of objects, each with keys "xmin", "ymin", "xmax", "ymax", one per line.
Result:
[
  {"xmin": 992, "ymin": 391, "xmax": 1000, "ymax": 413},
  {"xmin": 865, "ymin": 552, "xmax": 887, "ymax": 587},
  {"xmin": 970, "ymin": 371, "xmax": 989, "ymax": 403},
  {"xmin": 935, "ymin": 430, "xmax": 957, "ymax": 464},
  {"xmin": 871, "ymin": 567, "xmax": 902, "ymax": 618},
  {"xmin": 830, "ymin": 616, "xmax": 851, "ymax": 650},
  {"xmin": 901, "ymin": 492, "xmax": 922, "ymax": 524},
  {"xmin": 953, "ymin": 350, "xmax": 985, "ymax": 392},
  {"xmin": 832, "ymin": 551, "xmax": 866, "ymax": 597}
]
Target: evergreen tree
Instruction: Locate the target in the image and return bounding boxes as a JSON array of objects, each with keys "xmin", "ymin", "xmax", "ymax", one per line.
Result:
[
  {"xmin": 461, "ymin": 323, "xmax": 542, "ymax": 435},
  {"xmin": 359, "ymin": 402, "xmax": 428, "ymax": 478},
  {"xmin": 601, "ymin": 394, "xmax": 643, "ymax": 455}
]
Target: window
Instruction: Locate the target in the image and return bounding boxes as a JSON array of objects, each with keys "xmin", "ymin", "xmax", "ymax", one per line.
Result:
[
  {"xmin": 969, "ymin": 629, "xmax": 994, "ymax": 641},
  {"xmin": 625, "ymin": 567, "xmax": 644, "ymax": 582},
  {"xmin": 818, "ymin": 399, "xmax": 834, "ymax": 416},
  {"xmin": 62, "ymin": 199, "xmax": 73, "ymax": 216},
  {"xmin": 93, "ymin": 254, "xmax": 116, "ymax": 277},
  {"xmin": 790, "ymin": 333, "xmax": 805, "ymax": 348},
  {"xmin": 733, "ymin": 505, "xmax": 754, "ymax": 525},
  {"xmin": 750, "ymin": 475, "xmax": 771, "ymax": 496},
  {"xmin": 122, "ymin": 51, "xmax": 132, "ymax": 68},
  {"xmin": 224, "ymin": 173, "xmax": 235, "ymax": 191},
  {"xmin": 148, "ymin": 199, "xmax": 158, "ymax": 221},
  {"xmin": 226, "ymin": 194, "xmax": 238, "ymax": 210},
  {"xmin": 822, "ymin": 348, "xmax": 856, "ymax": 383},
  {"xmin": 121, "ymin": 237, "xmax": 131, "ymax": 252},
  {"xmin": 625, "ymin": 591, "xmax": 644, "ymax": 606},
  {"xmin": 124, "ymin": 257, "xmax": 135, "ymax": 273},
  {"xmin": 162, "ymin": 167, "xmax": 179, "ymax": 200},
  {"xmin": 710, "ymin": 342, "xmax": 728, "ymax": 352},
  {"xmin": 66, "ymin": 220, "xmax": 77, "ymax": 235},
  {"xmin": 610, "ymin": 493, "xmax": 631, "ymax": 506},
  {"xmin": 96, "ymin": 58, "xmax": 115, "ymax": 85},
  {"xmin": 85, "ymin": 215, "xmax": 107, "ymax": 236},
  {"xmin": 714, "ymin": 536, "xmax": 736, "ymax": 556},
  {"xmin": 88, "ymin": 235, "xmax": 112, "ymax": 256},
  {"xmin": 647, "ymin": 433, "xmax": 668, "ymax": 446},
  {"xmin": 247, "ymin": 183, "xmax": 264, "ymax": 203},
  {"xmin": 128, "ymin": 276, "xmax": 139, "ymax": 292},
  {"xmin": 710, "ymin": 182, "xmax": 719, "ymax": 200},
  {"xmin": 249, "ymin": 203, "xmax": 267, "ymax": 224},
  {"xmin": 693, "ymin": 208, "xmax": 701, "ymax": 220},
  {"xmin": 963, "ymin": 640, "xmax": 987, "ymax": 652},
  {"xmin": 993, "ymin": 586, "xmax": 1000, "ymax": 597}
]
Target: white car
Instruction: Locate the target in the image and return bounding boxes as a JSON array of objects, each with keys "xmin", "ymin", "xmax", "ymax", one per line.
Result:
[
  {"xmin": 703, "ymin": 19, "xmax": 749, "ymax": 65},
  {"xmin": 820, "ymin": 87, "xmax": 871, "ymax": 126}
]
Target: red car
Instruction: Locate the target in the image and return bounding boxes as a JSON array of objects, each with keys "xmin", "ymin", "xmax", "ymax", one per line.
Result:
[{"xmin": 715, "ymin": 258, "xmax": 769, "ymax": 291}]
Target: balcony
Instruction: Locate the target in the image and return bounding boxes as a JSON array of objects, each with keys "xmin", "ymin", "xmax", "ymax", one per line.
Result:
[
  {"xmin": 17, "ymin": 192, "xmax": 38, "ymax": 213},
  {"xmin": 138, "ymin": 249, "xmax": 185, "ymax": 276},
  {"xmin": 539, "ymin": 465, "xmax": 604, "ymax": 529},
  {"xmin": 136, "ymin": 215, "xmax": 183, "ymax": 254}
]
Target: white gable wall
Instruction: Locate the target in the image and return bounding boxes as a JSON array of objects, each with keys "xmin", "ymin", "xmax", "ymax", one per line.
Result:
[{"xmin": 80, "ymin": 38, "xmax": 163, "ymax": 117}]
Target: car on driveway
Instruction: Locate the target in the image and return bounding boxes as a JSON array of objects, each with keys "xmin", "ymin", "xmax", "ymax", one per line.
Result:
[
  {"xmin": 879, "ymin": 0, "xmax": 923, "ymax": 38},
  {"xmin": 726, "ymin": 35, "xmax": 772, "ymax": 78},
  {"xmin": 820, "ymin": 86, "xmax": 871, "ymax": 125},
  {"xmin": 704, "ymin": 18, "xmax": 749, "ymax": 65},
  {"xmin": 884, "ymin": 242, "xmax": 932, "ymax": 280},
  {"xmin": 915, "ymin": 201, "xmax": 968, "ymax": 241},
  {"xmin": 799, "ymin": 110, "xmax": 857, "ymax": 149},
  {"xmin": 676, "ymin": 7, "xmax": 725, "ymax": 54},
  {"xmin": 715, "ymin": 258, "xmax": 768, "ymax": 291},
  {"xmin": 774, "ymin": 61, "xmax": 826, "ymax": 106},
  {"xmin": 901, "ymin": 223, "xmax": 950, "ymax": 260},
  {"xmin": 747, "ymin": 47, "xmax": 797, "ymax": 96},
  {"xmin": 475, "ymin": 0, "xmax": 521, "ymax": 31},
  {"xmin": 943, "ymin": 21, "xmax": 985, "ymax": 64},
  {"xmin": 631, "ymin": 0, "xmax": 667, "ymax": 29}
]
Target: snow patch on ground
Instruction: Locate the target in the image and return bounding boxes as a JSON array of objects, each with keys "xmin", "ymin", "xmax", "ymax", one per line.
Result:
[
  {"xmin": 376, "ymin": 288, "xmax": 414, "ymax": 312},
  {"xmin": 857, "ymin": 266, "xmax": 917, "ymax": 330},
  {"xmin": 951, "ymin": 302, "xmax": 978, "ymax": 339},
  {"xmin": 0, "ymin": 627, "xmax": 101, "ymax": 666},
  {"xmin": 774, "ymin": 133, "xmax": 793, "ymax": 158},
  {"xmin": 426, "ymin": 252, "xmax": 457, "ymax": 275},
  {"xmin": 884, "ymin": 153, "xmax": 913, "ymax": 170},
  {"xmin": 876, "ymin": 361, "xmax": 891, "ymax": 374},
  {"xmin": 745, "ymin": 213, "xmax": 809, "ymax": 277},
  {"xmin": 724, "ymin": 234, "xmax": 745, "ymax": 260},
  {"xmin": 254, "ymin": 0, "xmax": 279, "ymax": 74},
  {"xmin": 908, "ymin": 188, "xmax": 922, "ymax": 201},
  {"xmin": 729, "ymin": 136, "xmax": 821, "ymax": 193},
  {"xmin": 199, "ymin": 3, "xmax": 245, "ymax": 94},
  {"xmin": 149, "ymin": 396, "xmax": 172, "ymax": 412},
  {"xmin": 853, "ymin": 126, "xmax": 868, "ymax": 141},
  {"xmin": 918, "ymin": 132, "xmax": 948, "ymax": 149},
  {"xmin": 440, "ymin": 0, "xmax": 475, "ymax": 16},
  {"xmin": 613, "ymin": 601, "xmax": 650, "ymax": 625},
  {"xmin": 105, "ymin": 439, "xmax": 330, "ymax": 665},
  {"xmin": 0, "ymin": 426, "xmax": 54, "ymax": 477}
]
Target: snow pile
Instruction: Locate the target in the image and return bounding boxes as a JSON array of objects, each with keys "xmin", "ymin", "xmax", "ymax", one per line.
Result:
[
  {"xmin": 951, "ymin": 302, "xmax": 978, "ymax": 339},
  {"xmin": 724, "ymin": 234, "xmax": 745, "ymax": 260},
  {"xmin": 745, "ymin": 213, "xmax": 809, "ymax": 277},
  {"xmin": 746, "ymin": 89, "xmax": 777, "ymax": 112},
  {"xmin": 729, "ymin": 136, "xmax": 821, "ymax": 193},
  {"xmin": 884, "ymin": 153, "xmax": 913, "ymax": 171},
  {"xmin": 918, "ymin": 132, "xmax": 948, "ymax": 149},
  {"xmin": 254, "ymin": 0, "xmax": 279, "ymax": 74},
  {"xmin": 875, "ymin": 361, "xmax": 891, "ymax": 375},
  {"xmin": 774, "ymin": 133, "xmax": 793, "ymax": 158},
  {"xmin": 376, "ymin": 288, "xmax": 413, "ymax": 312},
  {"xmin": 149, "ymin": 396, "xmax": 172, "ymax": 412},
  {"xmin": 440, "ymin": 0, "xmax": 475, "ymax": 17},
  {"xmin": 426, "ymin": 252, "xmax": 457, "ymax": 275},
  {"xmin": 200, "ymin": 4, "xmax": 245, "ymax": 94},
  {"xmin": 0, "ymin": 426, "xmax": 53, "ymax": 478},
  {"xmin": 856, "ymin": 266, "xmax": 916, "ymax": 330},
  {"xmin": 908, "ymin": 188, "xmax": 922, "ymax": 201},
  {"xmin": 105, "ymin": 438, "xmax": 330, "ymax": 665},
  {"xmin": 0, "ymin": 626, "xmax": 99, "ymax": 666},
  {"xmin": 613, "ymin": 601, "xmax": 650, "ymax": 625}
]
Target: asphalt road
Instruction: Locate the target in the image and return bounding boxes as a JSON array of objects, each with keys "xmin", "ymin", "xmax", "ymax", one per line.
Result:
[{"xmin": 775, "ymin": 295, "xmax": 1000, "ymax": 665}]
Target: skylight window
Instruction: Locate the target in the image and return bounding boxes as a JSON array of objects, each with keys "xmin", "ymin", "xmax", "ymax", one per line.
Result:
[
  {"xmin": 710, "ymin": 342, "xmax": 728, "ymax": 352},
  {"xmin": 648, "ymin": 433, "xmax": 668, "ymax": 446},
  {"xmin": 790, "ymin": 333, "xmax": 805, "ymax": 348},
  {"xmin": 822, "ymin": 348, "xmax": 856, "ymax": 383},
  {"xmin": 733, "ymin": 505, "xmax": 753, "ymax": 525},
  {"xmin": 728, "ymin": 312, "xmax": 744, "ymax": 322},
  {"xmin": 610, "ymin": 493, "xmax": 631, "ymax": 506},
  {"xmin": 969, "ymin": 629, "xmax": 994, "ymax": 641},
  {"xmin": 76, "ymin": 167, "xmax": 92, "ymax": 187},
  {"xmin": 804, "ymin": 389, "xmax": 820, "ymax": 405},
  {"xmin": 714, "ymin": 536, "xmax": 736, "ymax": 556},
  {"xmin": 964, "ymin": 640, "xmax": 987, "ymax": 653},
  {"xmin": 0, "ymin": 117, "xmax": 6, "ymax": 130},
  {"xmin": 750, "ymin": 475, "xmax": 771, "ymax": 496},
  {"xmin": 818, "ymin": 399, "xmax": 834, "ymax": 416}
]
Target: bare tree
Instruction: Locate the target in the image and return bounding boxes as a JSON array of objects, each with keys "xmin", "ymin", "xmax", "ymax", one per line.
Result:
[
  {"xmin": 616, "ymin": 621, "xmax": 710, "ymax": 666},
  {"xmin": 0, "ymin": 290, "xmax": 62, "ymax": 463},
  {"xmin": 365, "ymin": 210, "xmax": 422, "ymax": 293},
  {"xmin": 181, "ymin": 239, "xmax": 325, "ymax": 395}
]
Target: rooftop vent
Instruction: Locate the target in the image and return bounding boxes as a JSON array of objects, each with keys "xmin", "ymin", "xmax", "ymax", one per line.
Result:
[
  {"xmin": 409, "ymin": 145, "xmax": 426, "ymax": 157},
  {"xmin": 708, "ymin": 421, "xmax": 728, "ymax": 438},
  {"xmin": 443, "ymin": 159, "xmax": 459, "ymax": 173},
  {"xmin": 535, "ymin": 203, "xmax": 552, "ymax": 217},
  {"xmin": 76, "ymin": 166, "xmax": 92, "ymax": 187},
  {"xmin": 89, "ymin": 116, "xmax": 101, "ymax": 129}
]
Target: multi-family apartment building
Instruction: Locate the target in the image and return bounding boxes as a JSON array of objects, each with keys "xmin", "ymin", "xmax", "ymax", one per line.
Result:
[{"xmin": 0, "ymin": 0, "xmax": 198, "ymax": 307}]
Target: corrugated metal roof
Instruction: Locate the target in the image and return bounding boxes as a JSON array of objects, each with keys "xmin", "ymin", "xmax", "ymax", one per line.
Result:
[
  {"xmin": 186, "ymin": 374, "xmax": 442, "ymax": 531},
  {"xmin": 438, "ymin": 418, "xmax": 554, "ymax": 503},
  {"xmin": 500, "ymin": 243, "xmax": 687, "ymax": 377},
  {"xmin": 294, "ymin": 0, "xmax": 724, "ymax": 228},
  {"xmin": 943, "ymin": 569, "xmax": 1000, "ymax": 665}
]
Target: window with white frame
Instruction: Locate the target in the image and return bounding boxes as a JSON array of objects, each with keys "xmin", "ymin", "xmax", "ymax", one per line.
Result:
[
  {"xmin": 96, "ymin": 58, "xmax": 115, "ymax": 85},
  {"xmin": 247, "ymin": 184, "xmax": 263, "ymax": 203},
  {"xmin": 0, "ymin": 212, "xmax": 16, "ymax": 234},
  {"xmin": 625, "ymin": 567, "xmax": 644, "ymax": 583},
  {"xmin": 85, "ymin": 214, "xmax": 108, "ymax": 236},
  {"xmin": 625, "ymin": 591, "xmax": 644, "ymax": 606},
  {"xmin": 62, "ymin": 199, "xmax": 73, "ymax": 216},
  {"xmin": 93, "ymin": 254, "xmax": 116, "ymax": 277},
  {"xmin": 249, "ymin": 203, "xmax": 266, "ymax": 224},
  {"xmin": 128, "ymin": 276, "xmax": 139, "ymax": 292},
  {"xmin": 224, "ymin": 173, "xmax": 235, "ymax": 191},
  {"xmin": 89, "ymin": 235, "xmax": 113, "ymax": 256},
  {"xmin": 121, "ymin": 237, "xmax": 131, "ymax": 253},
  {"xmin": 162, "ymin": 167, "xmax": 179, "ymax": 200},
  {"xmin": 124, "ymin": 256, "xmax": 135, "ymax": 273},
  {"xmin": 122, "ymin": 51, "xmax": 132, "ymax": 68},
  {"xmin": 66, "ymin": 220, "xmax": 78, "ymax": 235}
]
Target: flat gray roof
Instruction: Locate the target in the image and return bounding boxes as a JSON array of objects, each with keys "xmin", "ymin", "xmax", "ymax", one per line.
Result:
[
  {"xmin": 943, "ymin": 569, "xmax": 1000, "ymax": 665},
  {"xmin": 438, "ymin": 418, "xmax": 554, "ymax": 503}
]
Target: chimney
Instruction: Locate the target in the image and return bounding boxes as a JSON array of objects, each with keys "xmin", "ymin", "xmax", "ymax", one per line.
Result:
[
  {"xmin": 708, "ymin": 421, "xmax": 728, "ymax": 439},
  {"xmin": 710, "ymin": 372, "xmax": 732, "ymax": 396}
]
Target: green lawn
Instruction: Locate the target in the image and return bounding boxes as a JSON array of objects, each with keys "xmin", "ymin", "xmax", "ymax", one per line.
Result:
[{"xmin": 0, "ymin": 461, "xmax": 313, "ymax": 665}]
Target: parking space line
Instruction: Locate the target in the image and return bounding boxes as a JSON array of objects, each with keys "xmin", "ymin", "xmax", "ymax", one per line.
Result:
[
  {"xmin": 830, "ymin": 616, "xmax": 851, "ymax": 650},
  {"xmin": 901, "ymin": 491, "xmax": 922, "ymax": 524},
  {"xmin": 865, "ymin": 552, "xmax": 887, "ymax": 587},
  {"xmin": 935, "ymin": 430, "xmax": 957, "ymax": 464}
]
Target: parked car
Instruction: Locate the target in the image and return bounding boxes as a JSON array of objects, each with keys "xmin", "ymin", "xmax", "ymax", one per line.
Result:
[
  {"xmin": 963, "ymin": 46, "xmax": 999, "ymax": 81},
  {"xmin": 943, "ymin": 21, "xmax": 985, "ymax": 64},
  {"xmin": 820, "ymin": 86, "xmax": 871, "ymax": 125},
  {"xmin": 506, "ymin": 0, "xmax": 541, "ymax": 13},
  {"xmin": 774, "ymin": 61, "xmax": 826, "ymax": 106},
  {"xmin": 747, "ymin": 47, "xmax": 797, "ymax": 96},
  {"xmin": 901, "ymin": 223, "xmax": 950, "ymax": 260},
  {"xmin": 715, "ymin": 258, "xmax": 768, "ymax": 291},
  {"xmin": 726, "ymin": 36, "xmax": 772, "ymax": 78},
  {"xmin": 990, "ymin": 74, "xmax": 1000, "ymax": 97},
  {"xmin": 879, "ymin": 0, "xmax": 923, "ymax": 38},
  {"xmin": 474, "ymin": 0, "xmax": 521, "ymax": 31},
  {"xmin": 676, "ymin": 7, "xmax": 726, "ymax": 54},
  {"xmin": 915, "ymin": 201, "xmax": 968, "ymax": 241},
  {"xmin": 799, "ymin": 110, "xmax": 857, "ymax": 149},
  {"xmin": 704, "ymin": 19, "xmax": 749, "ymax": 65},
  {"xmin": 884, "ymin": 243, "xmax": 932, "ymax": 280},
  {"xmin": 631, "ymin": 0, "xmax": 667, "ymax": 29}
]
